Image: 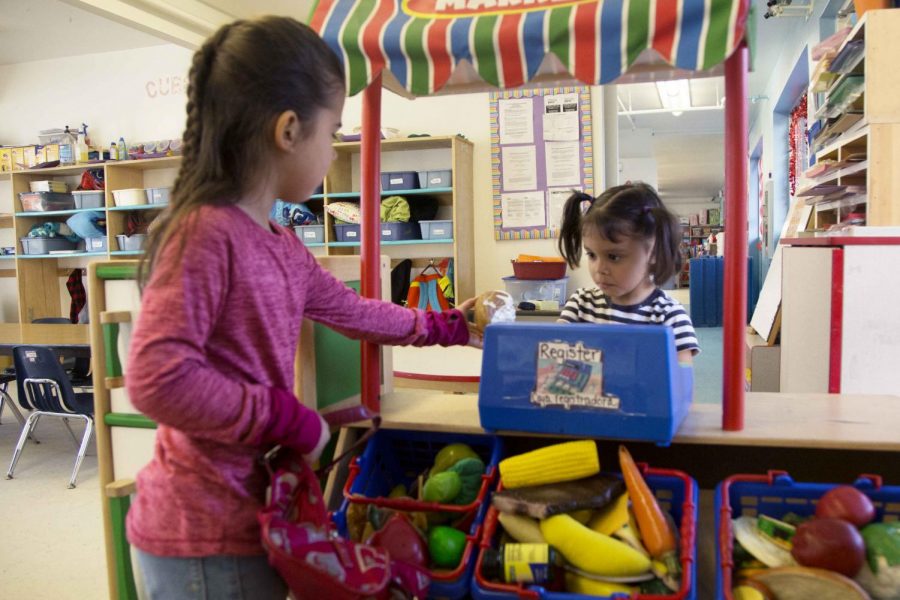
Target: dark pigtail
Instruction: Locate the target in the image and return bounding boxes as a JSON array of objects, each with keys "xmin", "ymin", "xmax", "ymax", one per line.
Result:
[{"xmin": 558, "ymin": 191, "xmax": 593, "ymax": 269}]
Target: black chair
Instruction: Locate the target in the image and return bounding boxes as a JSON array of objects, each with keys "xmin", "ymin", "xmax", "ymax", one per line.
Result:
[
  {"xmin": 31, "ymin": 317, "xmax": 92, "ymax": 388},
  {"xmin": 6, "ymin": 346, "xmax": 94, "ymax": 488},
  {"xmin": 0, "ymin": 367, "xmax": 26, "ymax": 429}
]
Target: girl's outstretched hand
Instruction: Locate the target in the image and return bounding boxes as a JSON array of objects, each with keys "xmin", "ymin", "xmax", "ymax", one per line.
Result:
[{"xmin": 456, "ymin": 296, "xmax": 483, "ymax": 348}]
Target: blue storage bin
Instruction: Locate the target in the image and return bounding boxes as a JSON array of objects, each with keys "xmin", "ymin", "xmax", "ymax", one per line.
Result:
[
  {"xmin": 472, "ymin": 466, "xmax": 699, "ymax": 599},
  {"xmin": 334, "ymin": 223, "xmax": 360, "ymax": 242},
  {"xmin": 337, "ymin": 428, "xmax": 502, "ymax": 600},
  {"xmin": 714, "ymin": 471, "xmax": 900, "ymax": 600},
  {"xmin": 342, "ymin": 428, "xmax": 502, "ymax": 513},
  {"xmin": 381, "ymin": 221, "xmax": 421, "ymax": 241},
  {"xmin": 334, "ymin": 490, "xmax": 490, "ymax": 600},
  {"xmin": 381, "ymin": 171, "xmax": 419, "ymax": 191},
  {"xmin": 478, "ymin": 323, "xmax": 693, "ymax": 445},
  {"xmin": 418, "ymin": 169, "xmax": 453, "ymax": 188}
]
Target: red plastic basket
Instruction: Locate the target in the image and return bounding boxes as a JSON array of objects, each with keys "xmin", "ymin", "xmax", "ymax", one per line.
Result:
[
  {"xmin": 474, "ymin": 466, "xmax": 698, "ymax": 600},
  {"xmin": 511, "ymin": 260, "xmax": 567, "ymax": 280}
]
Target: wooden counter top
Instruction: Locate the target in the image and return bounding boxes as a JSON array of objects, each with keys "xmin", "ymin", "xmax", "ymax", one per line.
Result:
[{"xmin": 363, "ymin": 389, "xmax": 900, "ymax": 452}]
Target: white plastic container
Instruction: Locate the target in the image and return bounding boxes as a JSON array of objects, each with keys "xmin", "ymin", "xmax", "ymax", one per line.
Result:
[
  {"xmin": 502, "ymin": 276, "xmax": 568, "ymax": 305},
  {"xmin": 112, "ymin": 188, "xmax": 147, "ymax": 207}
]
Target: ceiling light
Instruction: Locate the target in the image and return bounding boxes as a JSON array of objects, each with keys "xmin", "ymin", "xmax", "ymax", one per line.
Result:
[
  {"xmin": 672, "ymin": 111, "xmax": 684, "ymax": 117},
  {"xmin": 655, "ymin": 79, "xmax": 691, "ymax": 113}
]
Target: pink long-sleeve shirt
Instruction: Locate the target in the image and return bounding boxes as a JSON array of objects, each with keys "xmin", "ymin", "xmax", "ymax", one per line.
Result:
[{"xmin": 126, "ymin": 204, "xmax": 430, "ymax": 557}]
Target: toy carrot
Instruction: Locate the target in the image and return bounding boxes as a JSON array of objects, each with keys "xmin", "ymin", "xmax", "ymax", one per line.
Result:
[{"xmin": 618, "ymin": 445, "xmax": 680, "ymax": 581}]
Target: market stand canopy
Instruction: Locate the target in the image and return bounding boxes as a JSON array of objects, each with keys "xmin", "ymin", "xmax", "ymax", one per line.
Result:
[{"xmin": 310, "ymin": 0, "xmax": 750, "ymax": 97}]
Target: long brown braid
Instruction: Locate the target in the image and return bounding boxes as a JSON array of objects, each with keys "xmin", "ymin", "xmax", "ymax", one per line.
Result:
[{"xmin": 138, "ymin": 16, "xmax": 344, "ymax": 287}]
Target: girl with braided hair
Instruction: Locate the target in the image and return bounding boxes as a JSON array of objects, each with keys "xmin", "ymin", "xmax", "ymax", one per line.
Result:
[
  {"xmin": 557, "ymin": 183, "xmax": 699, "ymax": 363},
  {"xmin": 127, "ymin": 17, "xmax": 479, "ymax": 598}
]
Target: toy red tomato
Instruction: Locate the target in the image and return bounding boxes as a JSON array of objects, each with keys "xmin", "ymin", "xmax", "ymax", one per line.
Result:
[
  {"xmin": 815, "ymin": 485, "xmax": 876, "ymax": 527},
  {"xmin": 791, "ymin": 518, "xmax": 866, "ymax": 577}
]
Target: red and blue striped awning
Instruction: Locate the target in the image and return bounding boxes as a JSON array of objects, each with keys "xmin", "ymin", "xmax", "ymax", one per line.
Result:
[{"xmin": 310, "ymin": 0, "xmax": 750, "ymax": 96}]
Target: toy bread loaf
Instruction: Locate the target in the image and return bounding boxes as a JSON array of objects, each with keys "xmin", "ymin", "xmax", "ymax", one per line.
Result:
[{"xmin": 473, "ymin": 290, "xmax": 516, "ymax": 335}]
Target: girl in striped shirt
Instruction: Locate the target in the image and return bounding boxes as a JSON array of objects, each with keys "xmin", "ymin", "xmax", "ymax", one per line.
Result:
[{"xmin": 557, "ymin": 183, "xmax": 699, "ymax": 363}]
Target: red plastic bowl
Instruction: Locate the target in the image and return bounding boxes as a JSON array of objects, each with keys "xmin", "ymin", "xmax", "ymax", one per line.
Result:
[{"xmin": 510, "ymin": 260, "xmax": 566, "ymax": 280}]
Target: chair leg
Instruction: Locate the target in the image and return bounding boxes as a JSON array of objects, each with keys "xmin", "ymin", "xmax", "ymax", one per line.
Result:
[
  {"xmin": 62, "ymin": 416, "xmax": 81, "ymax": 448},
  {"xmin": 7, "ymin": 412, "xmax": 40, "ymax": 480},
  {"xmin": 68, "ymin": 416, "xmax": 94, "ymax": 489},
  {"xmin": 0, "ymin": 389, "xmax": 40, "ymax": 443}
]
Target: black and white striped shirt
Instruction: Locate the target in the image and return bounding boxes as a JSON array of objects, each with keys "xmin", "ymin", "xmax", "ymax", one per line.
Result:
[{"xmin": 558, "ymin": 287, "xmax": 700, "ymax": 355}]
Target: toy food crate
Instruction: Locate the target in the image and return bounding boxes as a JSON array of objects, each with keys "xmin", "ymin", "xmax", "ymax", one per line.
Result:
[
  {"xmin": 342, "ymin": 428, "xmax": 502, "ymax": 514},
  {"xmin": 72, "ymin": 190, "xmax": 104, "ymax": 209},
  {"xmin": 502, "ymin": 277, "xmax": 568, "ymax": 305},
  {"xmin": 473, "ymin": 466, "xmax": 699, "ymax": 599},
  {"xmin": 381, "ymin": 171, "xmax": 419, "ymax": 191},
  {"xmin": 20, "ymin": 237, "xmax": 76, "ymax": 255},
  {"xmin": 334, "ymin": 223, "xmax": 360, "ymax": 242},
  {"xmin": 294, "ymin": 224, "xmax": 324, "ymax": 244},
  {"xmin": 420, "ymin": 220, "xmax": 454, "ymax": 240},
  {"xmin": 381, "ymin": 221, "xmax": 421, "ymax": 241},
  {"xmin": 511, "ymin": 260, "xmax": 567, "ymax": 281},
  {"xmin": 418, "ymin": 169, "xmax": 452, "ymax": 188},
  {"xmin": 18, "ymin": 191, "xmax": 75, "ymax": 212},
  {"xmin": 334, "ymin": 488, "xmax": 490, "ymax": 600},
  {"xmin": 714, "ymin": 471, "xmax": 900, "ymax": 600},
  {"xmin": 85, "ymin": 236, "xmax": 108, "ymax": 253},
  {"xmin": 479, "ymin": 323, "xmax": 693, "ymax": 444}
]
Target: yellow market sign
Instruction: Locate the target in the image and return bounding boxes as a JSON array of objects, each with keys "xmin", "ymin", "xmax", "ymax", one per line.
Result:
[{"xmin": 403, "ymin": 0, "xmax": 593, "ymax": 19}]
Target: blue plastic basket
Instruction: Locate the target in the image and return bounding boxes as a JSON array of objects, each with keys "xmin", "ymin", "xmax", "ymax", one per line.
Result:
[
  {"xmin": 342, "ymin": 428, "xmax": 502, "ymax": 513},
  {"xmin": 472, "ymin": 467, "xmax": 699, "ymax": 600},
  {"xmin": 336, "ymin": 428, "xmax": 500, "ymax": 599},
  {"xmin": 714, "ymin": 471, "xmax": 900, "ymax": 599}
]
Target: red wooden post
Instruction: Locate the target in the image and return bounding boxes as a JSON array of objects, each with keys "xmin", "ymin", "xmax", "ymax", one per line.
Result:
[
  {"xmin": 722, "ymin": 42, "xmax": 749, "ymax": 431},
  {"xmin": 361, "ymin": 75, "xmax": 383, "ymax": 413}
]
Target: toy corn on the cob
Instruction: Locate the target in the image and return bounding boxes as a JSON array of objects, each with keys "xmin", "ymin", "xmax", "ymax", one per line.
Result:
[{"xmin": 499, "ymin": 440, "xmax": 600, "ymax": 489}]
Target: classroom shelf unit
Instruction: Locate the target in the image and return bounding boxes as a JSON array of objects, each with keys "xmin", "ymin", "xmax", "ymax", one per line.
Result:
[
  {"xmin": 6, "ymin": 157, "xmax": 177, "ymax": 322},
  {"xmin": 802, "ymin": 9, "xmax": 900, "ymax": 230},
  {"xmin": 312, "ymin": 135, "xmax": 475, "ymax": 302}
]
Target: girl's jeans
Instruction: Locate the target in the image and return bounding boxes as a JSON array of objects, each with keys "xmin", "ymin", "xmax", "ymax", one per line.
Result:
[{"xmin": 135, "ymin": 548, "xmax": 287, "ymax": 600}]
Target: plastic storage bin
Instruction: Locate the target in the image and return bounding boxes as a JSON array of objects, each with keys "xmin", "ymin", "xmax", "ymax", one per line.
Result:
[
  {"xmin": 19, "ymin": 192, "xmax": 75, "ymax": 212},
  {"xmin": 115, "ymin": 234, "xmax": 147, "ymax": 252},
  {"xmin": 510, "ymin": 260, "xmax": 567, "ymax": 280},
  {"xmin": 380, "ymin": 171, "xmax": 419, "ymax": 191},
  {"xmin": 334, "ymin": 490, "xmax": 490, "ymax": 600},
  {"xmin": 145, "ymin": 187, "xmax": 171, "ymax": 204},
  {"xmin": 72, "ymin": 190, "xmax": 104, "ymax": 209},
  {"xmin": 381, "ymin": 221, "xmax": 421, "ymax": 241},
  {"xmin": 714, "ymin": 471, "xmax": 900, "ymax": 600},
  {"xmin": 294, "ymin": 224, "xmax": 324, "ymax": 244},
  {"xmin": 478, "ymin": 323, "xmax": 694, "ymax": 444},
  {"xmin": 342, "ymin": 428, "xmax": 502, "ymax": 513},
  {"xmin": 20, "ymin": 237, "xmax": 77, "ymax": 255},
  {"xmin": 85, "ymin": 236, "xmax": 108, "ymax": 253},
  {"xmin": 417, "ymin": 169, "xmax": 452, "ymax": 188},
  {"xmin": 502, "ymin": 276, "xmax": 568, "ymax": 304},
  {"xmin": 339, "ymin": 429, "xmax": 502, "ymax": 600},
  {"xmin": 333, "ymin": 223, "xmax": 360, "ymax": 242},
  {"xmin": 473, "ymin": 466, "xmax": 699, "ymax": 600},
  {"xmin": 420, "ymin": 220, "xmax": 453, "ymax": 240}
]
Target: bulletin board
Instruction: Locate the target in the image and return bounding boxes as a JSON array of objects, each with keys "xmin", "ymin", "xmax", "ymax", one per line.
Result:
[{"xmin": 490, "ymin": 86, "xmax": 594, "ymax": 240}]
